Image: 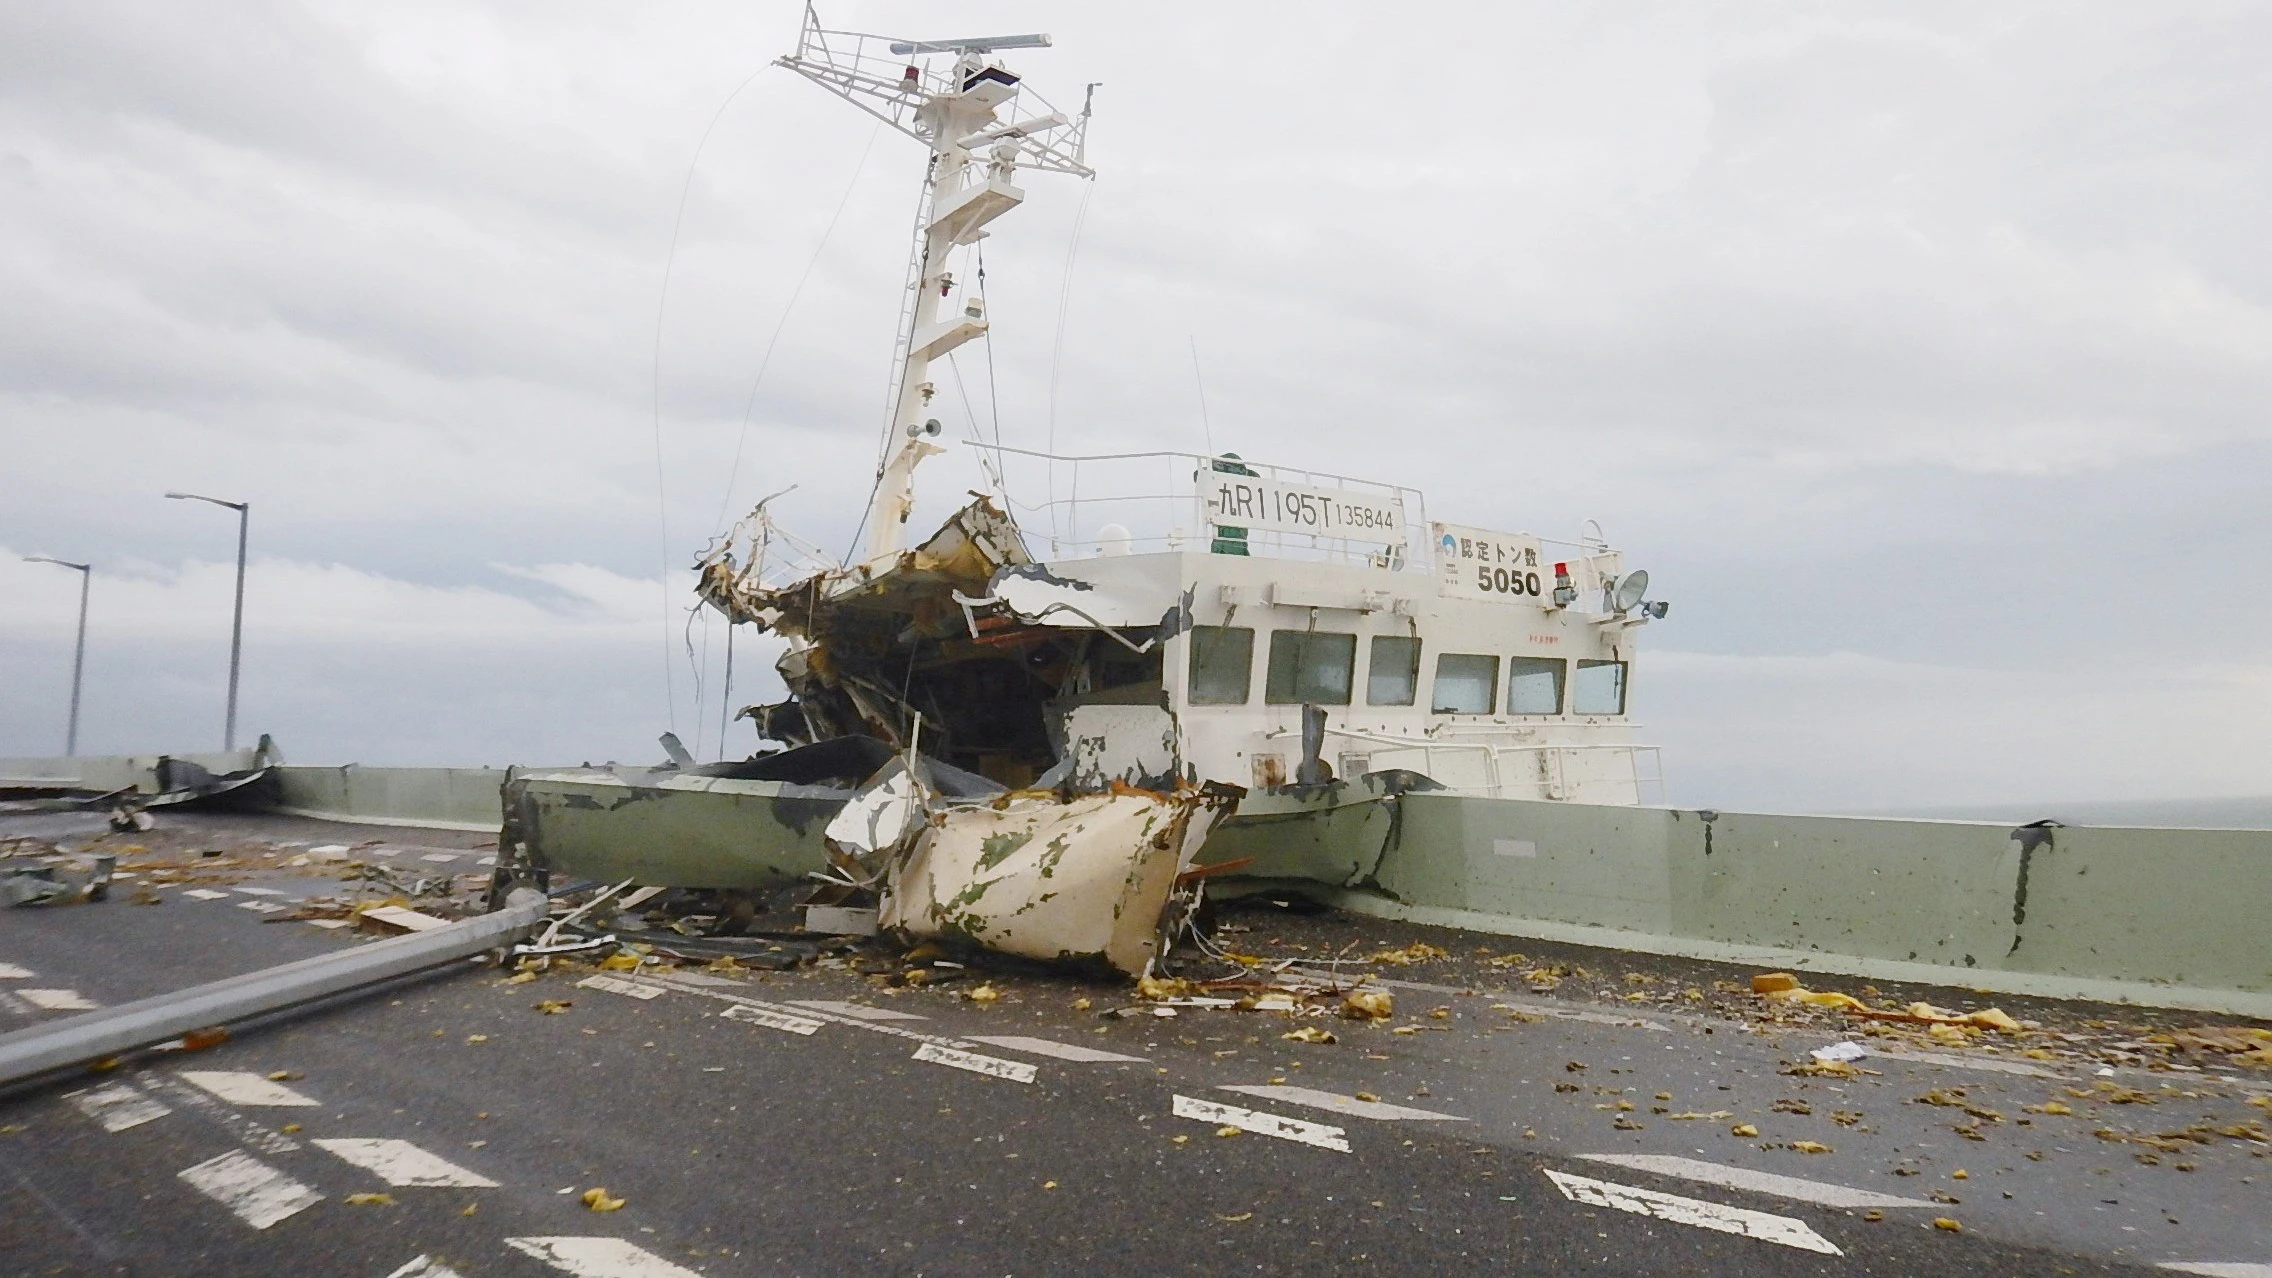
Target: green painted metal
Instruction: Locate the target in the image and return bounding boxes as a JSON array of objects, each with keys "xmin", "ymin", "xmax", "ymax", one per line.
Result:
[
  {"xmin": 273, "ymin": 765, "xmax": 515, "ymax": 831},
  {"xmin": 1197, "ymin": 776, "xmax": 1401, "ymax": 886},
  {"xmin": 512, "ymin": 770, "xmax": 839, "ymax": 890}
]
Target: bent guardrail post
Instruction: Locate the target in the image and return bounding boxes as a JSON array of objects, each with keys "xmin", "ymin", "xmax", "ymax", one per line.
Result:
[{"xmin": 0, "ymin": 889, "xmax": 549, "ymax": 1090}]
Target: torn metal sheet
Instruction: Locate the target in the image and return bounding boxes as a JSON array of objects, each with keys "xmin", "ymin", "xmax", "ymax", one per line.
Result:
[{"xmin": 881, "ymin": 784, "xmax": 1239, "ymax": 975}]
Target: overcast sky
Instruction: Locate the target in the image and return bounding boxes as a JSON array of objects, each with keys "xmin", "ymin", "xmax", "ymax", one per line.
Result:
[{"xmin": 5, "ymin": 1, "xmax": 2270, "ymax": 813}]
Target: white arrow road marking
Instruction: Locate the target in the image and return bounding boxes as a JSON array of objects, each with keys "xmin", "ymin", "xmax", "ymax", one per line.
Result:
[
  {"xmin": 1172, "ymin": 1094, "xmax": 1350, "ymax": 1152},
  {"xmin": 966, "ymin": 1035, "xmax": 1148, "ymax": 1063},
  {"xmin": 182, "ymin": 889, "xmax": 230, "ymax": 900},
  {"xmin": 19, "ymin": 988, "xmax": 99, "ymax": 1010},
  {"xmin": 503, "ymin": 1237, "xmax": 707, "ymax": 1278},
  {"xmin": 0, "ymin": 962, "xmax": 33, "ymax": 978},
  {"xmin": 2158, "ymin": 1266, "xmax": 2272, "ymax": 1277},
  {"xmin": 313, "ymin": 1138, "xmax": 499, "ymax": 1188},
  {"xmin": 576, "ymin": 975, "xmax": 666, "ymax": 1000},
  {"xmin": 178, "ymin": 1150, "xmax": 322, "ymax": 1229},
  {"xmin": 1576, "ymin": 1154, "xmax": 1932, "ymax": 1210},
  {"xmin": 911, "ymin": 1042, "xmax": 1037, "ymax": 1083},
  {"xmin": 178, "ymin": 1070, "xmax": 319, "ymax": 1107},
  {"xmin": 1218, "ymin": 1083, "xmax": 1466, "ymax": 1121},
  {"xmin": 787, "ymin": 999, "xmax": 926, "ymax": 1021},
  {"xmin": 1544, "ymin": 1169, "xmax": 1841, "ymax": 1255},
  {"xmin": 720, "ymin": 1004, "xmax": 824, "ymax": 1035},
  {"xmin": 67, "ymin": 1083, "xmax": 171, "ymax": 1132},
  {"xmin": 385, "ymin": 1256, "xmax": 466, "ymax": 1278}
]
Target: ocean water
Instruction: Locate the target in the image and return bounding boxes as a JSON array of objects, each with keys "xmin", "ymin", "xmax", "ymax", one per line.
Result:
[{"xmin": 1853, "ymin": 795, "xmax": 2272, "ymax": 830}]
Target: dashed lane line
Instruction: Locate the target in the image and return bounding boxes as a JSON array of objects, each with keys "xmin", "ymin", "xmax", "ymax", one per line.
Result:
[
  {"xmin": 912, "ymin": 1042, "xmax": 1038, "ymax": 1084},
  {"xmin": 504, "ymin": 1236, "xmax": 707, "ymax": 1278},
  {"xmin": 1217, "ymin": 1083, "xmax": 1467, "ymax": 1121},
  {"xmin": 385, "ymin": 1256, "xmax": 467, "ymax": 1278},
  {"xmin": 177, "ymin": 1150, "xmax": 322, "ymax": 1230},
  {"xmin": 966, "ymin": 1034, "xmax": 1149, "ymax": 1064},
  {"xmin": 178, "ymin": 1070, "xmax": 320, "ymax": 1108},
  {"xmin": 0, "ymin": 962, "xmax": 32, "ymax": 978},
  {"xmin": 238, "ymin": 900, "xmax": 291, "ymax": 914},
  {"xmin": 182, "ymin": 889, "xmax": 230, "ymax": 901},
  {"xmin": 577, "ymin": 975, "xmax": 666, "ymax": 1001},
  {"xmin": 19, "ymin": 988, "xmax": 99, "ymax": 1010},
  {"xmin": 137, "ymin": 1072, "xmax": 299, "ymax": 1155},
  {"xmin": 2158, "ymin": 1266, "xmax": 2272, "ymax": 1277},
  {"xmin": 720, "ymin": 1004, "xmax": 824, "ymax": 1035},
  {"xmin": 1172, "ymin": 1094, "xmax": 1351, "ymax": 1152},
  {"xmin": 1574, "ymin": 1153, "xmax": 1932, "ymax": 1210},
  {"xmin": 313, "ymin": 1138, "xmax": 499, "ymax": 1188},
  {"xmin": 67, "ymin": 1082, "xmax": 172, "ymax": 1132},
  {"xmin": 1857, "ymin": 1045, "xmax": 2059, "ymax": 1078},
  {"xmin": 787, "ymin": 999, "xmax": 927, "ymax": 1021},
  {"xmin": 1543, "ymin": 1168, "xmax": 1842, "ymax": 1256},
  {"xmin": 234, "ymin": 886, "xmax": 291, "ymax": 897},
  {"xmin": 419, "ymin": 853, "xmax": 461, "ymax": 864}
]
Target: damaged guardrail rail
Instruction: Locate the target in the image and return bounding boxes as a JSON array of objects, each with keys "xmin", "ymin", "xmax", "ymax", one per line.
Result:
[{"xmin": 0, "ymin": 889, "xmax": 548, "ymax": 1091}]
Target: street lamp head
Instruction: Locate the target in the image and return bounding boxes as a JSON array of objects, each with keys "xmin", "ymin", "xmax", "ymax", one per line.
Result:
[
  {"xmin": 166, "ymin": 491, "xmax": 247, "ymax": 511},
  {"xmin": 23, "ymin": 556, "xmax": 90, "ymax": 572}
]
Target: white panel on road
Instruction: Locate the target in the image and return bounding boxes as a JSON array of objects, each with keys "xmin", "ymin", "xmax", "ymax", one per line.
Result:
[
  {"xmin": 20, "ymin": 989, "xmax": 99, "ymax": 1010},
  {"xmin": 178, "ymin": 1150, "xmax": 322, "ymax": 1229},
  {"xmin": 2158, "ymin": 1267, "xmax": 2272, "ymax": 1277},
  {"xmin": 476, "ymin": 856, "xmax": 497, "ymax": 867},
  {"xmin": 911, "ymin": 1042, "xmax": 1037, "ymax": 1083},
  {"xmin": 419, "ymin": 853, "xmax": 460, "ymax": 863},
  {"xmin": 966, "ymin": 1035, "xmax": 1148, "ymax": 1064},
  {"xmin": 0, "ymin": 963, "xmax": 32, "ymax": 979},
  {"xmin": 314, "ymin": 1138, "xmax": 500, "ymax": 1188},
  {"xmin": 182, "ymin": 889, "xmax": 229, "ymax": 901},
  {"xmin": 307, "ymin": 919, "xmax": 353, "ymax": 929},
  {"xmin": 68, "ymin": 1083, "xmax": 171, "ymax": 1132},
  {"xmin": 788, "ymin": 1000, "xmax": 925, "ymax": 1021},
  {"xmin": 238, "ymin": 901, "xmax": 290, "ymax": 914},
  {"xmin": 721, "ymin": 1004, "xmax": 824, "ymax": 1035},
  {"xmin": 235, "ymin": 887, "xmax": 290, "ymax": 896},
  {"xmin": 178, "ymin": 1070, "xmax": 320, "ymax": 1107},
  {"xmin": 385, "ymin": 1256, "xmax": 467, "ymax": 1278},
  {"xmin": 1171, "ymin": 1094, "xmax": 1351, "ymax": 1152},
  {"xmin": 1576, "ymin": 1154, "xmax": 1930, "ymax": 1210},
  {"xmin": 1218, "ymin": 1083, "xmax": 1466, "ymax": 1121},
  {"xmin": 504, "ymin": 1236, "xmax": 707, "ymax": 1278},
  {"xmin": 1543, "ymin": 1168, "xmax": 1841, "ymax": 1256},
  {"xmin": 576, "ymin": 975, "xmax": 665, "ymax": 1001}
]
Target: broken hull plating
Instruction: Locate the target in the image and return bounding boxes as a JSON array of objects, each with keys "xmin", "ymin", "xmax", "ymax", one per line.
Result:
[{"xmin": 506, "ymin": 769, "xmax": 842, "ymax": 890}]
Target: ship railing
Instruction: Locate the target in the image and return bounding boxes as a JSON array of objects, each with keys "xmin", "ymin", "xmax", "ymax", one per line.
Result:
[
  {"xmin": 1296, "ymin": 724, "xmax": 1666, "ymax": 804},
  {"xmin": 966, "ymin": 443, "xmax": 1431, "ymax": 570}
]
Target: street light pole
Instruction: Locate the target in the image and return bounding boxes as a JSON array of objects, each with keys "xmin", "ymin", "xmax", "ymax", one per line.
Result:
[
  {"xmin": 23, "ymin": 557, "xmax": 92, "ymax": 756},
  {"xmin": 165, "ymin": 492, "xmax": 250, "ymax": 752}
]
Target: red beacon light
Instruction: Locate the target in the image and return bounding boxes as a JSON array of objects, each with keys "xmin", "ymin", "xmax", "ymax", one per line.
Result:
[{"xmin": 1550, "ymin": 562, "xmax": 1577, "ymax": 609}]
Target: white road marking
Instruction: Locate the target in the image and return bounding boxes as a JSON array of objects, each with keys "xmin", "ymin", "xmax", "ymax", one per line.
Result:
[
  {"xmin": 966, "ymin": 1035, "xmax": 1148, "ymax": 1064},
  {"xmin": 911, "ymin": 1042, "xmax": 1037, "ymax": 1083},
  {"xmin": 419, "ymin": 853, "xmax": 460, "ymax": 864},
  {"xmin": 235, "ymin": 886, "xmax": 290, "ymax": 896},
  {"xmin": 476, "ymin": 856, "xmax": 497, "ymax": 867},
  {"xmin": 313, "ymin": 1138, "xmax": 499, "ymax": 1187},
  {"xmin": 138, "ymin": 1072, "xmax": 299, "ymax": 1154},
  {"xmin": 577, "ymin": 975, "xmax": 665, "ymax": 1001},
  {"xmin": 1218, "ymin": 1083, "xmax": 1467, "ymax": 1121},
  {"xmin": 20, "ymin": 988, "xmax": 99, "ymax": 1010},
  {"xmin": 385, "ymin": 1256, "xmax": 467, "ymax": 1278},
  {"xmin": 504, "ymin": 1236, "xmax": 707, "ymax": 1278},
  {"xmin": 238, "ymin": 900, "xmax": 290, "ymax": 914},
  {"xmin": 721, "ymin": 1004, "xmax": 824, "ymax": 1035},
  {"xmin": 787, "ymin": 999, "xmax": 926, "ymax": 1021},
  {"xmin": 1172, "ymin": 1094, "xmax": 1351, "ymax": 1152},
  {"xmin": 1575, "ymin": 1154, "xmax": 1931, "ymax": 1209},
  {"xmin": 307, "ymin": 919, "xmax": 353, "ymax": 929},
  {"xmin": 2158, "ymin": 1266, "xmax": 2272, "ymax": 1277},
  {"xmin": 67, "ymin": 1083, "xmax": 171, "ymax": 1132},
  {"xmin": 182, "ymin": 889, "xmax": 229, "ymax": 901},
  {"xmin": 0, "ymin": 962, "xmax": 33, "ymax": 978},
  {"xmin": 310, "ymin": 844, "xmax": 350, "ymax": 854},
  {"xmin": 1860, "ymin": 1046, "xmax": 2059, "ymax": 1078},
  {"xmin": 1351, "ymin": 974, "xmax": 1677, "ymax": 1032},
  {"xmin": 178, "ymin": 1070, "xmax": 320, "ymax": 1107},
  {"xmin": 1543, "ymin": 1169, "xmax": 1841, "ymax": 1255},
  {"xmin": 659, "ymin": 971, "xmax": 739, "ymax": 987},
  {"xmin": 177, "ymin": 1150, "xmax": 322, "ymax": 1229}
]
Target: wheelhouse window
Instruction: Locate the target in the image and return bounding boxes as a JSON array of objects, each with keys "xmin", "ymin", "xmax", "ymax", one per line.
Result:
[
  {"xmin": 1573, "ymin": 659, "xmax": 1628, "ymax": 715},
  {"xmin": 1187, "ymin": 625, "xmax": 1255, "ymax": 705},
  {"xmin": 1266, "ymin": 630, "xmax": 1357, "ymax": 705},
  {"xmin": 1506, "ymin": 657, "xmax": 1566, "ymax": 715},
  {"xmin": 1366, "ymin": 635, "xmax": 1421, "ymax": 706},
  {"xmin": 1431, "ymin": 653, "xmax": 1499, "ymax": 714}
]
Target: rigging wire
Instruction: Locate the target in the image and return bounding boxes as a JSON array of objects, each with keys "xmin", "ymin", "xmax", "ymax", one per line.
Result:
[
  {"xmin": 717, "ymin": 622, "xmax": 736, "ymax": 761},
  {"xmin": 651, "ymin": 61, "xmax": 776, "ymax": 735},
  {"xmin": 976, "ymin": 242, "xmax": 1016, "ymax": 522},
  {"xmin": 1188, "ymin": 334, "xmax": 1216, "ymax": 455},
  {"xmin": 1044, "ymin": 176, "xmax": 1096, "ymax": 551}
]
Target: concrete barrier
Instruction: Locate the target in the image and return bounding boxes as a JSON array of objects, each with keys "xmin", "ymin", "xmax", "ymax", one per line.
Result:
[
  {"xmin": 271, "ymin": 765, "xmax": 513, "ymax": 832},
  {"xmin": 0, "ymin": 749, "xmax": 265, "ymax": 795},
  {"xmin": 1343, "ymin": 794, "xmax": 2272, "ymax": 1019}
]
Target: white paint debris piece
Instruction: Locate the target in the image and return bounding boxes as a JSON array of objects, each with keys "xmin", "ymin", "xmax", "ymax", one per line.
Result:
[
  {"xmin": 178, "ymin": 1070, "xmax": 320, "ymax": 1107},
  {"xmin": 787, "ymin": 1000, "xmax": 926, "ymax": 1021},
  {"xmin": 238, "ymin": 900, "xmax": 290, "ymax": 914},
  {"xmin": 418, "ymin": 853, "xmax": 460, "ymax": 864},
  {"xmin": 359, "ymin": 905, "xmax": 450, "ymax": 934},
  {"xmin": 966, "ymin": 1035, "xmax": 1148, "ymax": 1064},
  {"xmin": 306, "ymin": 919, "xmax": 352, "ymax": 930},
  {"xmin": 720, "ymin": 1004, "xmax": 824, "ymax": 1035},
  {"xmin": 2157, "ymin": 1265, "xmax": 2272, "ymax": 1277},
  {"xmin": 577, "ymin": 975, "xmax": 665, "ymax": 1001},
  {"xmin": 1253, "ymin": 996, "xmax": 1296, "ymax": 1012},
  {"xmin": 1575, "ymin": 1154, "xmax": 1931, "ymax": 1209},
  {"xmin": 1810, "ymin": 1041, "xmax": 1868, "ymax": 1063},
  {"xmin": 68, "ymin": 1083, "xmax": 171, "ymax": 1132},
  {"xmin": 1218, "ymin": 1084, "xmax": 1466, "ymax": 1121},
  {"xmin": 1543, "ymin": 1169, "xmax": 1841, "ymax": 1255},
  {"xmin": 309, "ymin": 844, "xmax": 350, "ymax": 855},
  {"xmin": 178, "ymin": 1150, "xmax": 322, "ymax": 1229},
  {"xmin": 235, "ymin": 886, "xmax": 290, "ymax": 897},
  {"xmin": 313, "ymin": 1138, "xmax": 498, "ymax": 1187},
  {"xmin": 476, "ymin": 856, "xmax": 497, "ymax": 867},
  {"xmin": 0, "ymin": 962, "xmax": 32, "ymax": 979},
  {"xmin": 20, "ymin": 988, "xmax": 99, "ymax": 1010},
  {"xmin": 1172, "ymin": 1094, "xmax": 1351, "ymax": 1152},
  {"xmin": 911, "ymin": 1042, "xmax": 1037, "ymax": 1084},
  {"xmin": 504, "ymin": 1236, "xmax": 707, "ymax": 1278},
  {"xmin": 182, "ymin": 888, "xmax": 231, "ymax": 901},
  {"xmin": 385, "ymin": 1256, "xmax": 467, "ymax": 1278}
]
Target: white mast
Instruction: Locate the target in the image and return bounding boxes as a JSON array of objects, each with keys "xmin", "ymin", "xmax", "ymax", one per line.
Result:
[{"xmin": 778, "ymin": 7, "xmax": 1094, "ymax": 566}]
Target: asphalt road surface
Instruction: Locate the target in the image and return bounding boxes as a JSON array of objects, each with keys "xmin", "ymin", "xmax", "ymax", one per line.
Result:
[{"xmin": 2, "ymin": 810, "xmax": 2266, "ymax": 1277}]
